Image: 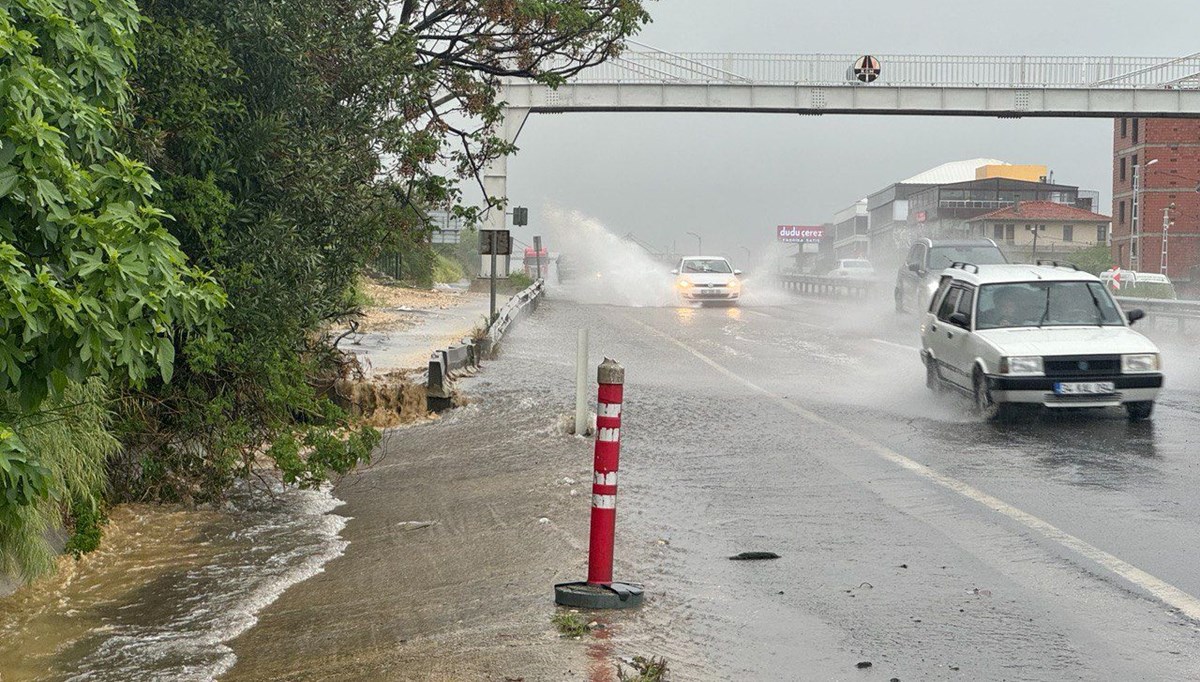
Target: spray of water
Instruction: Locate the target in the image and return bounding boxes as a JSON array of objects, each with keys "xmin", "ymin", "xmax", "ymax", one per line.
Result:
[{"xmin": 543, "ymin": 207, "xmax": 678, "ymax": 307}]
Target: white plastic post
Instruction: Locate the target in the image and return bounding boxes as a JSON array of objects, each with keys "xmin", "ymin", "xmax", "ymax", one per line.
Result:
[{"xmin": 574, "ymin": 329, "xmax": 589, "ymax": 436}]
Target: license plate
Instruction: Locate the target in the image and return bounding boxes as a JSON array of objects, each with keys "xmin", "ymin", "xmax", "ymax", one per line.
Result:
[{"xmin": 1054, "ymin": 381, "xmax": 1115, "ymax": 395}]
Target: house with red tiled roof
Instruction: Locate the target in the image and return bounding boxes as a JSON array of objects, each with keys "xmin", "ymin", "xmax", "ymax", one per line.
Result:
[{"xmin": 966, "ymin": 201, "xmax": 1112, "ymax": 257}]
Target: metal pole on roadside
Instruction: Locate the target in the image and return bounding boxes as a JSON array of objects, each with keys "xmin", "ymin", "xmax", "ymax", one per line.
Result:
[
  {"xmin": 489, "ymin": 232, "xmax": 497, "ymax": 322},
  {"xmin": 534, "ymin": 235, "xmax": 543, "ymax": 282},
  {"xmin": 574, "ymin": 329, "xmax": 588, "ymax": 436}
]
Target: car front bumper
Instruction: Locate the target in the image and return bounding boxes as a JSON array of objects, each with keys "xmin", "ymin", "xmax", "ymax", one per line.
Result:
[{"xmin": 986, "ymin": 373, "xmax": 1163, "ymax": 407}]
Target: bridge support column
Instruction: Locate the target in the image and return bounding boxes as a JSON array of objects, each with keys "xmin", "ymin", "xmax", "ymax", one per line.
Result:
[{"xmin": 480, "ymin": 104, "xmax": 530, "ymax": 278}]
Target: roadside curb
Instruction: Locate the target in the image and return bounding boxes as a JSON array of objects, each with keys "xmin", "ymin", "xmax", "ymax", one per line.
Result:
[{"xmin": 426, "ymin": 279, "xmax": 546, "ymax": 412}]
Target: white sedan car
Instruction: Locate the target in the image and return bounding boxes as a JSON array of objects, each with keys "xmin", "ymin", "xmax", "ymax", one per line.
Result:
[
  {"xmin": 672, "ymin": 256, "xmax": 742, "ymax": 305},
  {"xmin": 920, "ymin": 263, "xmax": 1162, "ymax": 421}
]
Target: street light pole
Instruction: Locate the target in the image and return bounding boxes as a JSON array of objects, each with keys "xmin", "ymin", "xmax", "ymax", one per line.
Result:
[
  {"xmin": 686, "ymin": 231, "xmax": 701, "ymax": 256},
  {"xmin": 741, "ymin": 246, "xmax": 751, "ymax": 265}
]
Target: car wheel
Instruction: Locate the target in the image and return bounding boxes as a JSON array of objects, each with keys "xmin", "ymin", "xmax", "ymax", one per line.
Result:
[
  {"xmin": 973, "ymin": 369, "xmax": 1001, "ymax": 419},
  {"xmin": 925, "ymin": 358, "xmax": 942, "ymax": 393},
  {"xmin": 1126, "ymin": 401, "xmax": 1154, "ymax": 421}
]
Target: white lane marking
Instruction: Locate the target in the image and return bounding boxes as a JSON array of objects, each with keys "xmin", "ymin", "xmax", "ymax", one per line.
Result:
[
  {"xmin": 592, "ymin": 494, "xmax": 616, "ymax": 509},
  {"xmin": 598, "ymin": 402, "xmax": 622, "ymax": 418},
  {"xmin": 871, "ymin": 338, "xmax": 920, "ymax": 352},
  {"xmin": 597, "ymin": 427, "xmax": 620, "ymax": 442},
  {"xmin": 629, "ymin": 316, "xmax": 1200, "ymax": 622}
]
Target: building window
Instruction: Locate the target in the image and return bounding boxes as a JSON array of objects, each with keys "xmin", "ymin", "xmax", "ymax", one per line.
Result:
[
  {"xmin": 1132, "ymin": 118, "xmax": 1139, "ymax": 144},
  {"xmin": 1097, "ymin": 225, "xmax": 1107, "ymax": 243},
  {"xmin": 1005, "ymin": 224, "xmax": 1015, "ymax": 242},
  {"xmin": 1120, "ymin": 157, "xmax": 1126, "ymax": 181},
  {"xmin": 1063, "ymin": 225, "xmax": 1074, "ymax": 242},
  {"xmin": 1120, "ymin": 118, "xmax": 1128, "ymax": 138},
  {"xmin": 993, "ymin": 224, "xmax": 1003, "ymax": 240},
  {"xmin": 1119, "ymin": 201, "xmax": 1126, "ymax": 224}
]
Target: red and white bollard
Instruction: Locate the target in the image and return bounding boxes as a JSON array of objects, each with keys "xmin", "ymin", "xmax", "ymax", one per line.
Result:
[{"xmin": 554, "ymin": 358, "xmax": 644, "ymax": 609}]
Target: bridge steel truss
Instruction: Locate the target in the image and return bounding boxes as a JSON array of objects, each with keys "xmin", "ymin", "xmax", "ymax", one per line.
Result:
[{"xmin": 482, "ymin": 47, "xmax": 1200, "ymax": 232}]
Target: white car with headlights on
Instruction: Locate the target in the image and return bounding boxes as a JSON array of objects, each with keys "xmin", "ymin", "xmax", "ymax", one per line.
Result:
[
  {"xmin": 672, "ymin": 256, "xmax": 742, "ymax": 305},
  {"xmin": 920, "ymin": 262, "xmax": 1162, "ymax": 421}
]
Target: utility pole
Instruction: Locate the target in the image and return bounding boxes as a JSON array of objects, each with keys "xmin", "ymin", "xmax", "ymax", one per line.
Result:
[
  {"xmin": 686, "ymin": 231, "xmax": 701, "ymax": 256},
  {"xmin": 1160, "ymin": 204, "xmax": 1174, "ymax": 275},
  {"xmin": 1027, "ymin": 224, "xmax": 1044, "ymax": 260}
]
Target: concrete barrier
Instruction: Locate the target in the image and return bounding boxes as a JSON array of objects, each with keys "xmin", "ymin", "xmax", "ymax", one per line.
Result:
[{"xmin": 1115, "ymin": 296, "xmax": 1200, "ymax": 338}]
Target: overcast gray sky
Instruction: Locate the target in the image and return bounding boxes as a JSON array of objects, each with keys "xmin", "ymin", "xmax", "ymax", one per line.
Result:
[{"xmin": 502, "ymin": 0, "xmax": 1200, "ymax": 262}]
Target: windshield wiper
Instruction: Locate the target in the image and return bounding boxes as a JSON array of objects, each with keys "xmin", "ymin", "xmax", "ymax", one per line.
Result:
[
  {"xmin": 1085, "ymin": 285, "xmax": 1106, "ymax": 327},
  {"xmin": 1038, "ymin": 286, "xmax": 1052, "ymax": 327}
]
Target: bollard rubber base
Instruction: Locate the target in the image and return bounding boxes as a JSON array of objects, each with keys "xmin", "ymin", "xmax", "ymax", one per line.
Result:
[{"xmin": 554, "ymin": 581, "xmax": 644, "ymax": 609}]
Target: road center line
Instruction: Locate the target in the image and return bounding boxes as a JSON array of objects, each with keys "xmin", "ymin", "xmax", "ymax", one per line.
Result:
[
  {"xmin": 629, "ymin": 316, "xmax": 1200, "ymax": 622},
  {"xmin": 871, "ymin": 338, "xmax": 920, "ymax": 352}
]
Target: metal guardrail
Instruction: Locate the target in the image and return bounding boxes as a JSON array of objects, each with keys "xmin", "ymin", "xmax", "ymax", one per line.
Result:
[
  {"xmin": 1115, "ymin": 296, "xmax": 1200, "ymax": 337},
  {"xmin": 777, "ymin": 273, "xmax": 874, "ymax": 299},
  {"xmin": 571, "ymin": 50, "xmax": 1200, "ymax": 89},
  {"xmin": 426, "ymin": 279, "xmax": 546, "ymax": 411}
]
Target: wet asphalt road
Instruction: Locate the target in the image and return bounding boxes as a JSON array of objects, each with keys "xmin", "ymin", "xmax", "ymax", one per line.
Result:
[{"xmin": 501, "ymin": 287, "xmax": 1200, "ymax": 681}]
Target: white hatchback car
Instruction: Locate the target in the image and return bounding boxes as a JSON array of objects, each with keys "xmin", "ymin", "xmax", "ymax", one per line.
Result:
[
  {"xmin": 672, "ymin": 256, "xmax": 742, "ymax": 304},
  {"xmin": 920, "ymin": 263, "xmax": 1163, "ymax": 421}
]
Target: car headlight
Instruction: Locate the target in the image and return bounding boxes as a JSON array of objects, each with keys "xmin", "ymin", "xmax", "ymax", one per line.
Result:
[
  {"xmin": 727, "ymin": 278, "xmax": 741, "ymax": 290},
  {"xmin": 1122, "ymin": 353, "xmax": 1160, "ymax": 373},
  {"xmin": 676, "ymin": 279, "xmax": 692, "ymax": 288},
  {"xmin": 1000, "ymin": 356, "xmax": 1043, "ymax": 375}
]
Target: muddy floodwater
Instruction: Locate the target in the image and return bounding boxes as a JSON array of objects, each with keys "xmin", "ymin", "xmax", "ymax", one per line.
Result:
[{"xmin": 0, "ymin": 482, "xmax": 346, "ymax": 681}]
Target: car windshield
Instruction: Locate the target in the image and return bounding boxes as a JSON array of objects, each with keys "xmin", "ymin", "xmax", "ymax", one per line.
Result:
[
  {"xmin": 976, "ymin": 281, "xmax": 1125, "ymax": 330},
  {"xmin": 682, "ymin": 259, "xmax": 732, "ymax": 274},
  {"xmin": 928, "ymin": 246, "xmax": 1006, "ymax": 270}
]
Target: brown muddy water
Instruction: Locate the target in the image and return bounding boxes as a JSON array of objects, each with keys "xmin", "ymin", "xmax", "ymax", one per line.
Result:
[{"xmin": 0, "ymin": 481, "xmax": 347, "ymax": 681}]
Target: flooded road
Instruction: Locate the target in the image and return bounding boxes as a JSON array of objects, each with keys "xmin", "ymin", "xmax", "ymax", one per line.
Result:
[
  {"xmin": 0, "ymin": 482, "xmax": 348, "ymax": 681},
  {"xmin": 483, "ymin": 288, "xmax": 1200, "ymax": 680},
  {"xmin": 4, "ymin": 285, "xmax": 1200, "ymax": 680}
]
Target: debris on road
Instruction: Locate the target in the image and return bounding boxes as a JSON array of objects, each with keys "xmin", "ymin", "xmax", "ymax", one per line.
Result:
[
  {"xmin": 856, "ymin": 660, "xmax": 872, "ymax": 669},
  {"xmin": 729, "ymin": 551, "xmax": 781, "ymax": 561}
]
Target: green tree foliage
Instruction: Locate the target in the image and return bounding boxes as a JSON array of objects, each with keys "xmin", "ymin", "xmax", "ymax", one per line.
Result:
[
  {"xmin": 116, "ymin": 0, "xmax": 649, "ymax": 501},
  {"xmin": 0, "ymin": 0, "xmax": 223, "ymax": 578},
  {"xmin": 1063, "ymin": 244, "xmax": 1117, "ymax": 276}
]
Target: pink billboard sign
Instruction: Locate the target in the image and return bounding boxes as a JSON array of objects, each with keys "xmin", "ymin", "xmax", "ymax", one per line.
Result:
[{"xmin": 776, "ymin": 225, "xmax": 825, "ymax": 243}]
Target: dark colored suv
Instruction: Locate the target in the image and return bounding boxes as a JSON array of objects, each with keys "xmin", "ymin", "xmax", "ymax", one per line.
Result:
[{"xmin": 894, "ymin": 238, "xmax": 1008, "ymax": 313}]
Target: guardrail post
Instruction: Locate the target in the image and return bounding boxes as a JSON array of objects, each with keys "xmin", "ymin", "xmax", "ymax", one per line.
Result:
[{"xmin": 554, "ymin": 358, "xmax": 643, "ymax": 610}]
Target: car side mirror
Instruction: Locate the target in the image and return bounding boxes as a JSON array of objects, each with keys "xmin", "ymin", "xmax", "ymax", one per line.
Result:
[
  {"xmin": 733, "ymin": 269, "xmax": 743, "ymax": 276},
  {"xmin": 670, "ymin": 269, "xmax": 679, "ymax": 275},
  {"xmin": 1127, "ymin": 309, "xmax": 1145, "ymax": 325},
  {"xmin": 908, "ymin": 262, "xmax": 922, "ymax": 273},
  {"xmin": 949, "ymin": 312, "xmax": 971, "ymax": 328}
]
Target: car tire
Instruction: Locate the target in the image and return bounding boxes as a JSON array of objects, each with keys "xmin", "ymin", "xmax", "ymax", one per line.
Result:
[
  {"xmin": 925, "ymin": 358, "xmax": 942, "ymax": 393},
  {"xmin": 1126, "ymin": 401, "xmax": 1154, "ymax": 421},
  {"xmin": 973, "ymin": 369, "xmax": 1006, "ymax": 420}
]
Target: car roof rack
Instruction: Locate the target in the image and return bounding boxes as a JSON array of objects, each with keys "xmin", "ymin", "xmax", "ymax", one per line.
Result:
[
  {"xmin": 948, "ymin": 262, "xmax": 979, "ymax": 273},
  {"xmin": 1035, "ymin": 259, "xmax": 1080, "ymax": 271}
]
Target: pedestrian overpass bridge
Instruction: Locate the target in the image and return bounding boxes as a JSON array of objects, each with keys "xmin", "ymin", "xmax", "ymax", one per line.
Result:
[{"xmin": 483, "ymin": 45, "xmax": 1200, "ymax": 231}]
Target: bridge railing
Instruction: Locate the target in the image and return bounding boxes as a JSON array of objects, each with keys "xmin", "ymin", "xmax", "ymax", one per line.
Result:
[
  {"xmin": 571, "ymin": 51, "xmax": 1200, "ymax": 89},
  {"xmin": 777, "ymin": 272, "xmax": 875, "ymax": 299}
]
